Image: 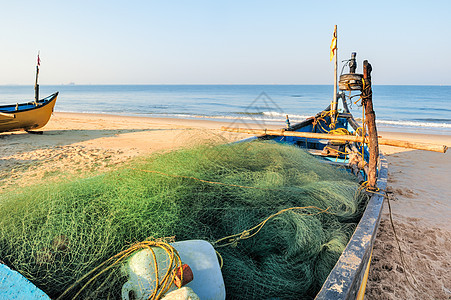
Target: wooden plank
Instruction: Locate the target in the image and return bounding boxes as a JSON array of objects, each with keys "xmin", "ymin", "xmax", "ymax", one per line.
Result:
[
  {"xmin": 220, "ymin": 127, "xmax": 448, "ymax": 153},
  {"xmin": 378, "ymin": 137, "xmax": 448, "ymax": 153}
]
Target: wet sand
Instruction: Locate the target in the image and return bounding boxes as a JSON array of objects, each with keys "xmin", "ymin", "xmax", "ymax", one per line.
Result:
[{"xmin": 1, "ymin": 112, "xmax": 450, "ymax": 299}]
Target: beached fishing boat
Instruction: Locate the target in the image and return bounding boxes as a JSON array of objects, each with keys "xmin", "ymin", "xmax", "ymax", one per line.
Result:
[
  {"xmin": 0, "ymin": 53, "xmax": 58, "ymax": 133},
  {"xmin": 0, "ymin": 92, "xmax": 59, "ymax": 133}
]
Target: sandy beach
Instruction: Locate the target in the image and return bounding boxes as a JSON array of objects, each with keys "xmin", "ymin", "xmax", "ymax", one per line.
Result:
[
  {"xmin": 366, "ymin": 132, "xmax": 451, "ymax": 299},
  {"xmin": 1, "ymin": 112, "xmax": 450, "ymax": 299}
]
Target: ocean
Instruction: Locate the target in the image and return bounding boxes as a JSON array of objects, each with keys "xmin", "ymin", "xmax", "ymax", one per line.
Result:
[{"xmin": 1, "ymin": 85, "xmax": 450, "ymax": 135}]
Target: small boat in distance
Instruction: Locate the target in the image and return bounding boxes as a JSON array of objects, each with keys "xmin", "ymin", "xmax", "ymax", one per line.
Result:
[
  {"xmin": 0, "ymin": 92, "xmax": 59, "ymax": 133},
  {"xmin": 0, "ymin": 52, "xmax": 58, "ymax": 133}
]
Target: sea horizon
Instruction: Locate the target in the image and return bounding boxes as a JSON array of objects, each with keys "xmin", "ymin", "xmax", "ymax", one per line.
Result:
[{"xmin": 1, "ymin": 84, "xmax": 450, "ymax": 135}]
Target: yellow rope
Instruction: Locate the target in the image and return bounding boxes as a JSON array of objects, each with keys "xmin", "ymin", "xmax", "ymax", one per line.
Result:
[
  {"xmin": 323, "ymin": 146, "xmax": 351, "ymax": 156},
  {"xmin": 351, "ymin": 78, "xmax": 367, "ymax": 161},
  {"xmin": 328, "ymin": 100, "xmax": 338, "ymax": 129},
  {"xmin": 328, "ymin": 128, "xmax": 351, "ymax": 136},
  {"xmin": 215, "ymin": 250, "xmax": 224, "ymax": 269},
  {"xmin": 318, "ymin": 118, "xmax": 331, "ymax": 132},
  {"xmin": 361, "ymin": 106, "xmax": 366, "ymax": 160},
  {"xmin": 57, "ymin": 241, "xmax": 183, "ymax": 300},
  {"xmin": 318, "ymin": 128, "xmax": 354, "ymax": 161},
  {"xmin": 312, "ymin": 115, "xmax": 331, "ymax": 133},
  {"xmin": 358, "ymin": 181, "xmax": 377, "ymax": 194},
  {"xmin": 347, "ymin": 78, "xmax": 367, "ymax": 162},
  {"xmin": 323, "ymin": 146, "xmax": 352, "ymax": 162},
  {"xmin": 313, "ymin": 107, "xmax": 342, "ymax": 133},
  {"xmin": 212, "ymin": 206, "xmax": 332, "ymax": 248}
]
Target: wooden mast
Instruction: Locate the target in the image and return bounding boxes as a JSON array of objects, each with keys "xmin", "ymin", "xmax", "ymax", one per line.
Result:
[
  {"xmin": 34, "ymin": 52, "xmax": 40, "ymax": 102},
  {"xmin": 333, "ymin": 25, "xmax": 338, "ymax": 120},
  {"xmin": 362, "ymin": 60, "xmax": 379, "ymax": 189}
]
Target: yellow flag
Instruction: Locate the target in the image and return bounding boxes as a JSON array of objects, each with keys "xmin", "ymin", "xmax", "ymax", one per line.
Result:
[{"xmin": 330, "ymin": 26, "xmax": 337, "ymax": 61}]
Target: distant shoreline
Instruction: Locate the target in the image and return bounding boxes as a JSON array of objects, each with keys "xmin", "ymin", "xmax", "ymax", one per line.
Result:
[
  {"xmin": 52, "ymin": 111, "xmax": 451, "ymax": 137},
  {"xmin": 2, "ymin": 84, "xmax": 451, "ymax": 135},
  {"xmin": 1, "ymin": 84, "xmax": 451, "ymax": 87}
]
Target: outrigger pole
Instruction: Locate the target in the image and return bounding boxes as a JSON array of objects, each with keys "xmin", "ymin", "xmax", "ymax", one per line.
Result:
[{"xmin": 34, "ymin": 51, "xmax": 40, "ymax": 102}]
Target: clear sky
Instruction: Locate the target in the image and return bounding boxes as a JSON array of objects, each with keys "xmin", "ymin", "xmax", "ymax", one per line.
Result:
[{"xmin": 1, "ymin": 0, "xmax": 450, "ymax": 85}]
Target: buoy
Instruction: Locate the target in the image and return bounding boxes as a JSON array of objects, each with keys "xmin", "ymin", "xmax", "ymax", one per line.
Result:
[
  {"xmin": 174, "ymin": 264, "xmax": 194, "ymax": 288},
  {"xmin": 121, "ymin": 240, "xmax": 225, "ymax": 300}
]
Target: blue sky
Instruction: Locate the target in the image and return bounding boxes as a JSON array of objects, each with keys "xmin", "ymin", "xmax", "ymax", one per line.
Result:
[{"xmin": 1, "ymin": 1, "xmax": 450, "ymax": 85}]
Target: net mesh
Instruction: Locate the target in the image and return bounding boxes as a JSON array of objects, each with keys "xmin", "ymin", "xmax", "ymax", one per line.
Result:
[{"xmin": 0, "ymin": 141, "xmax": 368, "ymax": 299}]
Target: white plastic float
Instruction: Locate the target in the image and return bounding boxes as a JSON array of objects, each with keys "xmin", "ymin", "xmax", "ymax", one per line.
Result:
[{"xmin": 121, "ymin": 240, "xmax": 225, "ymax": 300}]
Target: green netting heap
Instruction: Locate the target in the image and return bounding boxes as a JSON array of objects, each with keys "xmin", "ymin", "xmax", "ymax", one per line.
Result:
[{"xmin": 0, "ymin": 141, "xmax": 368, "ymax": 299}]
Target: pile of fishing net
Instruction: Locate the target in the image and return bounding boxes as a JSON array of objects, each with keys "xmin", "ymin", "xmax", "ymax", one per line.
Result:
[{"xmin": 0, "ymin": 141, "xmax": 368, "ymax": 299}]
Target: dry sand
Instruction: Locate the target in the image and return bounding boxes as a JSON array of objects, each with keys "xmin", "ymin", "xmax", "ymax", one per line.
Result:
[
  {"xmin": 0, "ymin": 113, "xmax": 251, "ymax": 191},
  {"xmin": 366, "ymin": 133, "xmax": 451, "ymax": 300},
  {"xmin": 1, "ymin": 112, "xmax": 450, "ymax": 299}
]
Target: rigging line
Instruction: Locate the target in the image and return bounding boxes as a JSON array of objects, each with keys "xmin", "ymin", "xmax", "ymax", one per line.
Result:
[
  {"xmin": 386, "ymin": 194, "xmax": 420, "ymax": 290},
  {"xmin": 361, "ymin": 185, "xmax": 429, "ymax": 298}
]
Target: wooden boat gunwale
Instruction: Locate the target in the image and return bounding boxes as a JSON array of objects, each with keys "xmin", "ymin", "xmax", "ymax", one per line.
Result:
[
  {"xmin": 0, "ymin": 92, "xmax": 59, "ymax": 113},
  {"xmin": 315, "ymin": 156, "xmax": 387, "ymax": 299}
]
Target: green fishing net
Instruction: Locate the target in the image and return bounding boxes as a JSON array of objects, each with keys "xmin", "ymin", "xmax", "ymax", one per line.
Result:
[{"xmin": 0, "ymin": 141, "xmax": 367, "ymax": 299}]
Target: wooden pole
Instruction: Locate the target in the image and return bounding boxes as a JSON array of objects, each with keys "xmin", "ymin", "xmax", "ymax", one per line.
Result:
[
  {"xmin": 333, "ymin": 25, "xmax": 338, "ymax": 122},
  {"xmin": 362, "ymin": 60, "xmax": 378, "ymax": 189},
  {"xmin": 220, "ymin": 127, "xmax": 448, "ymax": 153},
  {"xmin": 377, "ymin": 138, "xmax": 447, "ymax": 153},
  {"xmin": 34, "ymin": 52, "xmax": 40, "ymax": 102}
]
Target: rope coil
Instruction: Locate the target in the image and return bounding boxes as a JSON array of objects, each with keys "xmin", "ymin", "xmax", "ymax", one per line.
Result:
[
  {"xmin": 213, "ymin": 206, "xmax": 332, "ymax": 248},
  {"xmin": 57, "ymin": 241, "xmax": 183, "ymax": 300}
]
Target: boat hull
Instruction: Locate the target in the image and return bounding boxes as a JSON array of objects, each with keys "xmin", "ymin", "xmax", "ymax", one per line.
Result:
[{"xmin": 0, "ymin": 92, "xmax": 58, "ymax": 133}]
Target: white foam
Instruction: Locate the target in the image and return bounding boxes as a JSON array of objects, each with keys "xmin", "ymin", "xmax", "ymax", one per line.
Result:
[{"xmin": 377, "ymin": 119, "xmax": 451, "ymax": 129}]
